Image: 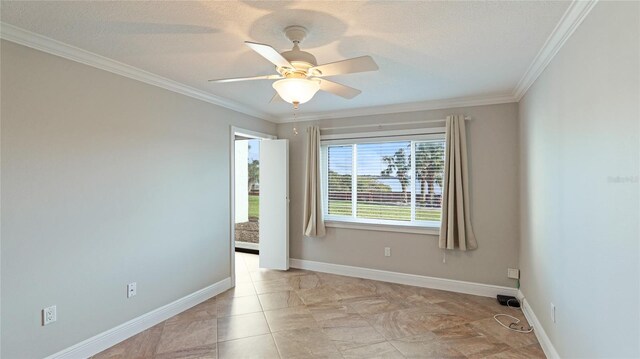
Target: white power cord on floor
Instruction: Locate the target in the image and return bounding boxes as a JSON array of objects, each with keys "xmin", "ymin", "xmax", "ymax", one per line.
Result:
[{"xmin": 493, "ymin": 298, "xmax": 534, "ymax": 333}]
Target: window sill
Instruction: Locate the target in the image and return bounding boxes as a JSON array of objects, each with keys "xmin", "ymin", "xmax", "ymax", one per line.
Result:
[{"xmin": 324, "ymin": 220, "xmax": 440, "ymax": 236}]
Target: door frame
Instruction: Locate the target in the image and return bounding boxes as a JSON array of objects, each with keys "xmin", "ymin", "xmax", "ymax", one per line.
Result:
[{"xmin": 229, "ymin": 126, "xmax": 276, "ymax": 288}]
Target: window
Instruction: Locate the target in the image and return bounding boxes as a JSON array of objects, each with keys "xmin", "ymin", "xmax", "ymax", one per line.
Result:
[{"xmin": 322, "ymin": 134, "xmax": 446, "ymax": 229}]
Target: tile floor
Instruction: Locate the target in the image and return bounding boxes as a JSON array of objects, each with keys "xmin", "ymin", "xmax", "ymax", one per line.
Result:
[{"xmin": 93, "ymin": 252, "xmax": 544, "ymax": 358}]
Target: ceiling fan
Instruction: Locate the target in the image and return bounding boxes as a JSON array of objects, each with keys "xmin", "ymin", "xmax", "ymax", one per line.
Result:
[{"xmin": 208, "ymin": 25, "xmax": 379, "ymax": 108}]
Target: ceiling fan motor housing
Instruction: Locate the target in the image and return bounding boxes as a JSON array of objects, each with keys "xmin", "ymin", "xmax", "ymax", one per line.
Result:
[
  {"xmin": 278, "ymin": 25, "xmax": 318, "ymax": 77},
  {"xmin": 281, "ymin": 48, "xmax": 317, "ymax": 68}
]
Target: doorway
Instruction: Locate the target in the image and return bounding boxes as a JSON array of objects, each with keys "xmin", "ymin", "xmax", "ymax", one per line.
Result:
[
  {"xmin": 230, "ymin": 127, "xmax": 289, "ymax": 287},
  {"xmin": 232, "ymin": 129, "xmax": 273, "ymax": 255},
  {"xmin": 234, "ymin": 136, "xmax": 260, "ymax": 253}
]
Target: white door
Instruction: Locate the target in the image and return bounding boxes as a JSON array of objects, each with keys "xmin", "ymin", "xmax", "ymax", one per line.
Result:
[{"xmin": 259, "ymin": 139, "xmax": 289, "ymax": 270}]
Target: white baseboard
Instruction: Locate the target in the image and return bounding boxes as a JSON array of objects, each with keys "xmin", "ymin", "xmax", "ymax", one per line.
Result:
[
  {"xmin": 46, "ymin": 277, "xmax": 232, "ymax": 359},
  {"xmin": 518, "ymin": 290, "xmax": 560, "ymax": 359},
  {"xmin": 290, "ymin": 258, "xmax": 517, "ymax": 298}
]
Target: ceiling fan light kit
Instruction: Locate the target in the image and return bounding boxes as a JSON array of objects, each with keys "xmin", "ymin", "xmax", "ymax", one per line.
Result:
[
  {"xmin": 272, "ymin": 78, "xmax": 320, "ymax": 106},
  {"xmin": 208, "ymin": 25, "xmax": 379, "ymax": 109}
]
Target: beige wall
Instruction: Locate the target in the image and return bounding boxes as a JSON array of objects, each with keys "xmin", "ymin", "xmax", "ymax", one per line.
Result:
[
  {"xmin": 277, "ymin": 102, "xmax": 520, "ymax": 287},
  {"xmin": 519, "ymin": 2, "xmax": 639, "ymax": 357},
  {"xmin": 0, "ymin": 40, "xmax": 276, "ymax": 358}
]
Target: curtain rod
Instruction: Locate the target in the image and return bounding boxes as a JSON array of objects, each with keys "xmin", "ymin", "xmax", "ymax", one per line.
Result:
[{"xmin": 319, "ymin": 116, "xmax": 471, "ymax": 131}]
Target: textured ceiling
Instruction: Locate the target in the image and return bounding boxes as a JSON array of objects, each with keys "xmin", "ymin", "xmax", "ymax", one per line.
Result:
[{"xmin": 1, "ymin": 1, "xmax": 570, "ymax": 120}]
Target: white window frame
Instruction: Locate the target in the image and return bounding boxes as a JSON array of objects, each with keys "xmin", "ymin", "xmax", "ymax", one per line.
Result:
[{"xmin": 320, "ymin": 129, "xmax": 445, "ymax": 235}]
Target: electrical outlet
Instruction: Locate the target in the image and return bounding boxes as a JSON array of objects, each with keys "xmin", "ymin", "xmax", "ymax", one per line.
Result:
[
  {"xmin": 551, "ymin": 303, "xmax": 556, "ymax": 323},
  {"xmin": 507, "ymin": 268, "xmax": 520, "ymax": 279},
  {"xmin": 384, "ymin": 247, "xmax": 391, "ymax": 257},
  {"xmin": 127, "ymin": 282, "xmax": 137, "ymax": 298},
  {"xmin": 43, "ymin": 305, "xmax": 56, "ymax": 326}
]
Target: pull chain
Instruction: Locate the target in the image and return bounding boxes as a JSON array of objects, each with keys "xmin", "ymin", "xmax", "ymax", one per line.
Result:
[{"xmin": 292, "ymin": 101, "xmax": 299, "ymax": 135}]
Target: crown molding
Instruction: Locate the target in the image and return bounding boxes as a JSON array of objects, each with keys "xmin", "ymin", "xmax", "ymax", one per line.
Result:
[
  {"xmin": 0, "ymin": 22, "xmax": 277, "ymax": 122},
  {"xmin": 276, "ymin": 93, "xmax": 517, "ymax": 123},
  {"xmin": 512, "ymin": 0, "xmax": 598, "ymax": 100}
]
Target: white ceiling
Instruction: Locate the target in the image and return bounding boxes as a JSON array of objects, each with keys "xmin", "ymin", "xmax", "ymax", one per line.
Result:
[{"xmin": 1, "ymin": 1, "xmax": 570, "ymax": 122}]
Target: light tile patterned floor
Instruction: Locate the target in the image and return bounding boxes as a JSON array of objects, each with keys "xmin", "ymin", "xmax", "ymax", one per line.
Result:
[{"xmin": 93, "ymin": 252, "xmax": 544, "ymax": 358}]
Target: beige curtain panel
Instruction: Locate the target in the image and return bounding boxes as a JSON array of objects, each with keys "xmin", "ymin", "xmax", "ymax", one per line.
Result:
[
  {"xmin": 303, "ymin": 126, "xmax": 326, "ymax": 237},
  {"xmin": 439, "ymin": 115, "xmax": 478, "ymax": 251}
]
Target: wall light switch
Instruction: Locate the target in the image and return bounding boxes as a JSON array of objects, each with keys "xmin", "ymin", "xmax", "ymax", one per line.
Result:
[
  {"xmin": 384, "ymin": 247, "xmax": 391, "ymax": 257},
  {"xmin": 507, "ymin": 268, "xmax": 520, "ymax": 279}
]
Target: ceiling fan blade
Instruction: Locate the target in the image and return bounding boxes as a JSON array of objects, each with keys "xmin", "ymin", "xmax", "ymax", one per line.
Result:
[
  {"xmin": 208, "ymin": 74, "xmax": 282, "ymax": 83},
  {"xmin": 245, "ymin": 41, "xmax": 293, "ymax": 69},
  {"xmin": 269, "ymin": 92, "xmax": 285, "ymax": 103},
  {"xmin": 310, "ymin": 56, "xmax": 378, "ymax": 77},
  {"xmin": 318, "ymin": 79, "xmax": 362, "ymax": 99}
]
